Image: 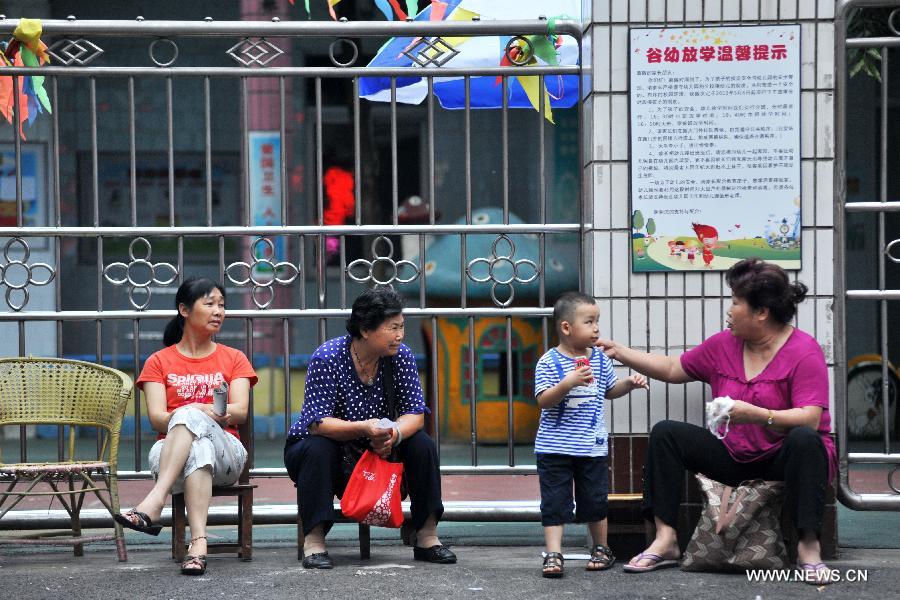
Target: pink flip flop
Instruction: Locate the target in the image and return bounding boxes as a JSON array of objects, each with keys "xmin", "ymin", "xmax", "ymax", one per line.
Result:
[
  {"xmin": 799, "ymin": 562, "xmax": 834, "ymax": 586},
  {"xmin": 622, "ymin": 552, "xmax": 679, "ymax": 573}
]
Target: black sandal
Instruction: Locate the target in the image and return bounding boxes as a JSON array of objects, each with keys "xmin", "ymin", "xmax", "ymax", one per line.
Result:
[
  {"xmin": 542, "ymin": 552, "xmax": 564, "ymax": 578},
  {"xmin": 114, "ymin": 509, "xmax": 163, "ymax": 536},
  {"xmin": 181, "ymin": 536, "xmax": 208, "ymax": 575},
  {"xmin": 587, "ymin": 544, "xmax": 616, "ymax": 571},
  {"xmin": 181, "ymin": 554, "xmax": 207, "ymax": 576}
]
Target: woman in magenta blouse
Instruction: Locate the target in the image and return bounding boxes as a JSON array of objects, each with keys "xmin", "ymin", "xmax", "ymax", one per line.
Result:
[{"xmin": 596, "ymin": 258, "xmax": 835, "ymax": 584}]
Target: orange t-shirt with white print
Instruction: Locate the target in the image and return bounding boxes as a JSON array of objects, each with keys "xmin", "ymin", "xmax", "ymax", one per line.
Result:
[{"xmin": 137, "ymin": 344, "xmax": 258, "ymax": 441}]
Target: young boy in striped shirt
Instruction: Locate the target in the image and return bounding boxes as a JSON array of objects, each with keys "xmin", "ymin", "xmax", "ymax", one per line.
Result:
[{"xmin": 535, "ymin": 291, "xmax": 648, "ymax": 578}]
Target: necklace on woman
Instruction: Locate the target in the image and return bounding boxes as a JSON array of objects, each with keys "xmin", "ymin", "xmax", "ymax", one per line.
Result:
[{"xmin": 351, "ymin": 341, "xmax": 377, "ymax": 386}]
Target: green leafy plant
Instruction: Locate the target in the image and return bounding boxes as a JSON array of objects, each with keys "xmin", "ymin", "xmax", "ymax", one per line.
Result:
[{"xmin": 847, "ymin": 7, "xmax": 898, "ymax": 81}]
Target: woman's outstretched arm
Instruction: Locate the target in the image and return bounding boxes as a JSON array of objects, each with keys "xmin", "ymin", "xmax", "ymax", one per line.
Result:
[{"xmin": 595, "ymin": 337, "xmax": 693, "ymax": 384}]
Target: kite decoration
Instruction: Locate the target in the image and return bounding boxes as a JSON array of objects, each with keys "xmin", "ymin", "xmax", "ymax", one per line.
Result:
[
  {"xmin": 359, "ymin": 0, "xmax": 580, "ymax": 123},
  {"xmin": 0, "ymin": 18, "xmax": 52, "ymax": 139},
  {"xmin": 289, "ymin": 1, "xmax": 579, "ymax": 122}
]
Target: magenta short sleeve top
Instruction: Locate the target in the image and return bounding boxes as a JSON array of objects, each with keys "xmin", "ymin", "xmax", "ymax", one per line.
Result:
[{"xmin": 680, "ymin": 329, "xmax": 836, "ymax": 483}]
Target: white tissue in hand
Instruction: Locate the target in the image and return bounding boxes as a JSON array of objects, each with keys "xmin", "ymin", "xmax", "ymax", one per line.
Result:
[
  {"xmin": 706, "ymin": 396, "xmax": 734, "ymax": 419},
  {"xmin": 706, "ymin": 396, "xmax": 734, "ymax": 439},
  {"xmin": 376, "ymin": 418, "xmax": 397, "ymax": 429}
]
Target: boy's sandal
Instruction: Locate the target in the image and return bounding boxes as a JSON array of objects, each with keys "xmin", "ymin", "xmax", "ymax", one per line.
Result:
[
  {"xmin": 799, "ymin": 562, "xmax": 834, "ymax": 586},
  {"xmin": 114, "ymin": 509, "xmax": 163, "ymax": 536},
  {"xmin": 586, "ymin": 544, "xmax": 616, "ymax": 571},
  {"xmin": 541, "ymin": 552, "xmax": 564, "ymax": 578}
]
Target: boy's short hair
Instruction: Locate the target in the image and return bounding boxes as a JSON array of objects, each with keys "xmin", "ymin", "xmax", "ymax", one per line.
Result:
[{"xmin": 553, "ymin": 291, "xmax": 596, "ymax": 333}]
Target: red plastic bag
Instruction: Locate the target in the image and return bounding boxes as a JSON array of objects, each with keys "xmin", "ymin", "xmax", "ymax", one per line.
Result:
[{"xmin": 340, "ymin": 449, "xmax": 404, "ymax": 528}]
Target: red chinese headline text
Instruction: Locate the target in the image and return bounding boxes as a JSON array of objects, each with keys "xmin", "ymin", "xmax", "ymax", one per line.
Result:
[{"xmin": 645, "ymin": 44, "xmax": 787, "ymax": 64}]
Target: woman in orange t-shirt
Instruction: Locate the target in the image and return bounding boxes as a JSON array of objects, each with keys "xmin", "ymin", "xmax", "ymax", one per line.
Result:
[{"xmin": 115, "ymin": 277, "xmax": 257, "ymax": 576}]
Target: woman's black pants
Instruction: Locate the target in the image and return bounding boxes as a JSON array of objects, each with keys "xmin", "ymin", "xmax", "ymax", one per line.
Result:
[
  {"xmin": 642, "ymin": 420, "xmax": 829, "ymax": 535},
  {"xmin": 284, "ymin": 430, "xmax": 444, "ymax": 536}
]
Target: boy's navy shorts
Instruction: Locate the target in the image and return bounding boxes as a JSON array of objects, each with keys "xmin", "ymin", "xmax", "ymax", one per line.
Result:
[{"xmin": 536, "ymin": 453, "xmax": 609, "ymax": 527}]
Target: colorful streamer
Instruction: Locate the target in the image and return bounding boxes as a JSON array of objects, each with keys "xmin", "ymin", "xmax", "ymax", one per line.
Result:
[
  {"xmin": 374, "ymin": 0, "xmax": 394, "ymax": 21},
  {"xmin": 1, "ymin": 18, "xmax": 52, "ymax": 139},
  {"xmin": 429, "ymin": 1, "xmax": 448, "ymax": 21},
  {"xmin": 326, "ymin": 0, "xmax": 340, "ymax": 21},
  {"xmin": 387, "ymin": 0, "xmax": 408, "ymax": 20}
]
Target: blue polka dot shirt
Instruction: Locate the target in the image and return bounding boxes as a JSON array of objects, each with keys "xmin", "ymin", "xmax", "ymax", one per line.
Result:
[{"xmin": 287, "ymin": 334, "xmax": 428, "ymax": 441}]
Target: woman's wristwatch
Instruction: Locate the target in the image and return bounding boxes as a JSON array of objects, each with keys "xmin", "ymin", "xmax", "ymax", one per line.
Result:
[{"xmin": 765, "ymin": 409, "xmax": 775, "ymax": 427}]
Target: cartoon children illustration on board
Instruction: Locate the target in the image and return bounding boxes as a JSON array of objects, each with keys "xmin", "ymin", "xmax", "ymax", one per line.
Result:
[
  {"xmin": 686, "ymin": 245, "xmax": 697, "ymax": 265},
  {"xmin": 691, "ymin": 223, "xmax": 720, "ymax": 269}
]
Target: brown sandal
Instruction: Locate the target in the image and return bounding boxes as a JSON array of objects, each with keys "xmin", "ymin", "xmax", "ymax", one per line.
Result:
[
  {"xmin": 542, "ymin": 552, "xmax": 564, "ymax": 578},
  {"xmin": 586, "ymin": 544, "xmax": 616, "ymax": 571}
]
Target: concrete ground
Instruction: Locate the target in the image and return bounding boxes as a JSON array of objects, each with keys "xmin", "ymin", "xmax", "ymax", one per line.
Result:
[
  {"xmin": 3, "ymin": 439, "xmax": 898, "ymax": 598},
  {"xmin": 0, "ymin": 531, "xmax": 896, "ymax": 600}
]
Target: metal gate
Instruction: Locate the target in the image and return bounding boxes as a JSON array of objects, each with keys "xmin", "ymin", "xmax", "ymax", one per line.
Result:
[
  {"xmin": 0, "ymin": 13, "xmax": 583, "ymax": 508},
  {"xmin": 835, "ymin": 0, "xmax": 900, "ymax": 509}
]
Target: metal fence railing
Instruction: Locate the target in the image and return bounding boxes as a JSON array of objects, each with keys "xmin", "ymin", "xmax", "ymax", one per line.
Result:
[
  {"xmin": 835, "ymin": 0, "xmax": 900, "ymax": 510},
  {"xmin": 0, "ymin": 17, "xmax": 583, "ymax": 488}
]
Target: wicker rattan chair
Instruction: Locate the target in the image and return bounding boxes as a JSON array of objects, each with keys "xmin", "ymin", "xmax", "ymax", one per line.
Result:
[{"xmin": 0, "ymin": 357, "xmax": 133, "ymax": 561}]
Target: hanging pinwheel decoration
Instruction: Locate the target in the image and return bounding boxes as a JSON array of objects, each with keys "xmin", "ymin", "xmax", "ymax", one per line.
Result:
[{"xmin": 0, "ymin": 18, "xmax": 52, "ymax": 139}]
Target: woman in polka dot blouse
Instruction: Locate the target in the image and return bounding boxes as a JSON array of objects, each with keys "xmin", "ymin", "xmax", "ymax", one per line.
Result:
[{"xmin": 284, "ymin": 287, "xmax": 456, "ymax": 569}]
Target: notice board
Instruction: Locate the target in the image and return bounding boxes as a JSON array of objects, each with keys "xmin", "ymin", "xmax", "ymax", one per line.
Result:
[{"xmin": 629, "ymin": 25, "xmax": 801, "ymax": 272}]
